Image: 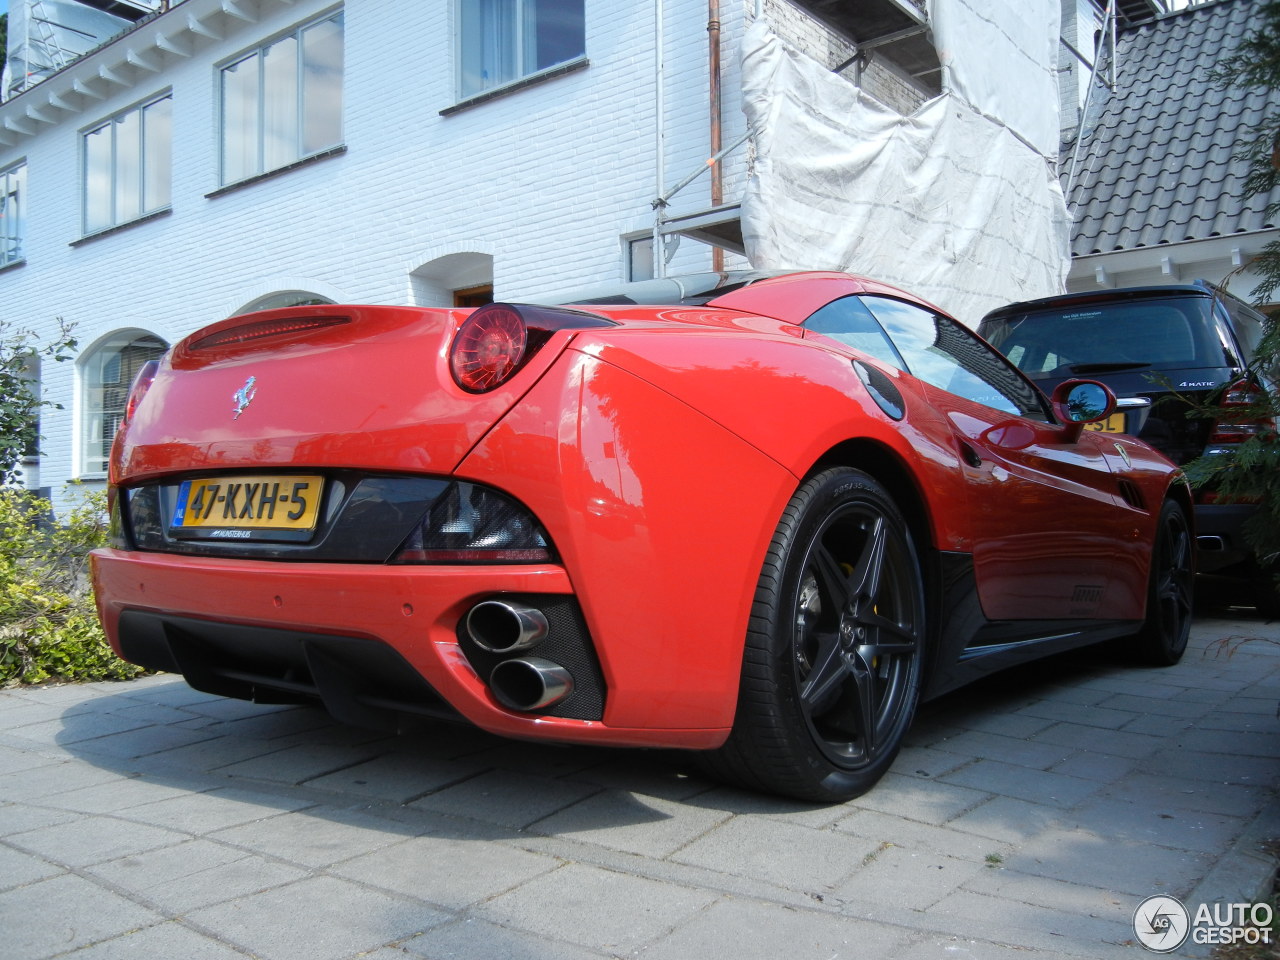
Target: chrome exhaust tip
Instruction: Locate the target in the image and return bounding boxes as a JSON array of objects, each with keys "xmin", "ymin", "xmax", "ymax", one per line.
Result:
[
  {"xmin": 465, "ymin": 600, "xmax": 549, "ymax": 654},
  {"xmin": 489, "ymin": 657, "xmax": 574, "ymax": 712}
]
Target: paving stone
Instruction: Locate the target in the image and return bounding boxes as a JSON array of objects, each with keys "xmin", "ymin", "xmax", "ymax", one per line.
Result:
[
  {"xmin": 834, "ymin": 807, "xmax": 1010, "ymax": 863},
  {"xmin": 1057, "ymin": 796, "xmax": 1246, "ymax": 855},
  {"xmin": 929, "ymin": 730, "xmax": 1072, "ymax": 769},
  {"xmin": 1047, "ymin": 750, "xmax": 1137, "ymax": 783},
  {"xmin": 185, "ymin": 874, "xmax": 445, "ymax": 960},
  {"xmin": 1142, "ymin": 748, "xmax": 1274, "ymax": 786},
  {"xmin": 1028, "ymin": 721, "xmax": 1166, "ymax": 759},
  {"xmin": 961, "ymin": 866, "xmax": 1142, "ymax": 924},
  {"xmin": 476, "ymin": 863, "xmax": 718, "ymax": 955},
  {"xmin": 1014, "ymin": 700, "xmax": 1139, "ymax": 730},
  {"xmin": 0, "ymin": 757, "xmax": 129, "ymax": 803},
  {"xmin": 68, "ymin": 724, "xmax": 224, "ymax": 761},
  {"xmin": 643, "ymin": 895, "xmax": 911, "ymax": 959},
  {"xmin": 0, "ymin": 873, "xmax": 163, "ymax": 960},
  {"xmin": 0, "ymin": 801, "xmax": 78, "ymax": 837},
  {"xmin": 1003, "ymin": 828, "xmax": 1213, "ymax": 897},
  {"xmin": 531, "ymin": 788, "xmax": 730, "ymax": 857},
  {"xmin": 848, "ymin": 771, "xmax": 991, "ymax": 825},
  {"xmin": 116, "ymin": 785, "xmax": 315, "ymax": 834},
  {"xmin": 0, "ymin": 842, "xmax": 64, "ymax": 891},
  {"xmin": 208, "ymin": 805, "xmax": 413, "ymax": 868},
  {"xmin": 925, "ymin": 890, "xmax": 1137, "ymax": 958},
  {"xmin": 332, "ymin": 834, "xmax": 562, "ymax": 909},
  {"xmin": 215, "ymin": 742, "xmax": 387, "ymax": 786},
  {"xmin": 939, "ymin": 759, "xmax": 1100, "ymax": 808},
  {"xmin": 406, "ymin": 768, "xmax": 600, "ymax": 830},
  {"xmin": 672, "ymin": 817, "xmax": 880, "ymax": 893},
  {"xmin": 890, "ymin": 937, "xmax": 1099, "ymax": 960},
  {"xmin": 399, "ymin": 917, "xmax": 612, "ymax": 960},
  {"xmin": 303, "ymin": 751, "xmax": 493, "ymax": 803},
  {"xmin": 32, "ymin": 775, "xmax": 195, "ymax": 815},
  {"xmin": 946, "ymin": 795, "xmax": 1062, "ymax": 845},
  {"xmin": 45, "ymin": 921, "xmax": 249, "ymax": 959},
  {"xmin": 85, "ymin": 838, "xmax": 308, "ymax": 913},
  {"xmin": 1100, "ymin": 773, "xmax": 1267, "ymax": 818},
  {"xmin": 835, "ymin": 846, "xmax": 988, "ymax": 912},
  {"xmin": 6, "ymin": 814, "xmax": 186, "ymax": 868}
]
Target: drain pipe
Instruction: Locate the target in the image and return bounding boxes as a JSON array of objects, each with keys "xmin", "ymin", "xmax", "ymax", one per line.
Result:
[
  {"xmin": 708, "ymin": 0, "xmax": 724, "ymax": 273},
  {"xmin": 653, "ymin": 0, "xmax": 666, "ymax": 279}
]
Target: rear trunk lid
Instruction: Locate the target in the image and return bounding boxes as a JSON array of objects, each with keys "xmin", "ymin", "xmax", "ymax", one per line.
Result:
[{"xmin": 113, "ymin": 304, "xmax": 571, "ymax": 484}]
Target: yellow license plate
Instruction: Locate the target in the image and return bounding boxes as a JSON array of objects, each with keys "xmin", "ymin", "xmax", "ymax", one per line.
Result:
[
  {"xmin": 1084, "ymin": 412, "xmax": 1126, "ymax": 434},
  {"xmin": 171, "ymin": 475, "xmax": 324, "ymax": 531}
]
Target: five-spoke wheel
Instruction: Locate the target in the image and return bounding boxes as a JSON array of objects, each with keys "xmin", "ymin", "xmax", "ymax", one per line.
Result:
[
  {"xmin": 708, "ymin": 467, "xmax": 926, "ymax": 802},
  {"xmin": 1133, "ymin": 499, "xmax": 1193, "ymax": 665}
]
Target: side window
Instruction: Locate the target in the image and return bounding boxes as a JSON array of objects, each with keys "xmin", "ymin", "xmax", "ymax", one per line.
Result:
[
  {"xmin": 459, "ymin": 0, "xmax": 586, "ymax": 98},
  {"xmin": 220, "ymin": 12, "xmax": 344, "ymax": 185},
  {"xmin": 83, "ymin": 93, "xmax": 172, "ymax": 235},
  {"xmin": 861, "ymin": 296, "xmax": 1046, "ymax": 419},
  {"xmin": 0, "ymin": 162, "xmax": 26, "ymax": 267},
  {"xmin": 802, "ymin": 296, "xmax": 907, "ymax": 370}
]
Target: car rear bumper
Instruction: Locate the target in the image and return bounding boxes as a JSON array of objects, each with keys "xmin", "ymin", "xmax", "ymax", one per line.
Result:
[
  {"xmin": 1193, "ymin": 501, "xmax": 1259, "ymax": 575},
  {"xmin": 90, "ymin": 548, "xmax": 730, "ymax": 749}
]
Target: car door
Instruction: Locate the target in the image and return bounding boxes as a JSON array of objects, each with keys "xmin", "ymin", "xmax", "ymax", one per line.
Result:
[{"xmin": 856, "ymin": 296, "xmax": 1140, "ymax": 622}]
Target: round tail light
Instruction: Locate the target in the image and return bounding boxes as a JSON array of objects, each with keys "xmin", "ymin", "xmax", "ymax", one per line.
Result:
[{"xmin": 451, "ymin": 305, "xmax": 528, "ymax": 392}]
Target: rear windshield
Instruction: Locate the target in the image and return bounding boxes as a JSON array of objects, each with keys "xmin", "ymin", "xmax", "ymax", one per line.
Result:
[{"xmin": 980, "ymin": 296, "xmax": 1229, "ymax": 380}]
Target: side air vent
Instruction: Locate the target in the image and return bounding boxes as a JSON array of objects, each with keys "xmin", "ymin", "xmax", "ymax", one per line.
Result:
[{"xmin": 1117, "ymin": 479, "xmax": 1146, "ymax": 511}]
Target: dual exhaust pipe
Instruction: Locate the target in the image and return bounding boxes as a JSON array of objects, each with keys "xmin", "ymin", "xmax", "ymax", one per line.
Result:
[{"xmin": 464, "ymin": 600, "xmax": 573, "ymax": 712}]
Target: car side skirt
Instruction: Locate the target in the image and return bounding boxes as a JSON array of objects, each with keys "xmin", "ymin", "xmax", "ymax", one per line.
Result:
[{"xmin": 924, "ymin": 551, "xmax": 1141, "ymax": 700}]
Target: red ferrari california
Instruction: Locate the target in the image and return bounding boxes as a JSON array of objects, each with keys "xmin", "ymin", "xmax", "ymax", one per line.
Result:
[{"xmin": 92, "ymin": 271, "xmax": 1193, "ymax": 801}]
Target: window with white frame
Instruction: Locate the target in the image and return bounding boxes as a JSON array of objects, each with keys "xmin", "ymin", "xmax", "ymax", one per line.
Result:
[
  {"xmin": 0, "ymin": 162, "xmax": 26, "ymax": 266},
  {"xmin": 80, "ymin": 332, "xmax": 168, "ymax": 477},
  {"xmin": 83, "ymin": 94, "xmax": 172, "ymax": 235},
  {"xmin": 221, "ymin": 11, "xmax": 344, "ymax": 185},
  {"xmin": 459, "ymin": 0, "xmax": 585, "ymax": 99}
]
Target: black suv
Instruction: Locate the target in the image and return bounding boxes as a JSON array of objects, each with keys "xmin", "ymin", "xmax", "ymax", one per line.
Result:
[{"xmin": 978, "ymin": 282, "xmax": 1277, "ymax": 616}]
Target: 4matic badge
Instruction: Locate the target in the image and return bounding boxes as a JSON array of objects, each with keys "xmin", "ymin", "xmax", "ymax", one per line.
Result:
[{"xmin": 232, "ymin": 376, "xmax": 257, "ymax": 419}]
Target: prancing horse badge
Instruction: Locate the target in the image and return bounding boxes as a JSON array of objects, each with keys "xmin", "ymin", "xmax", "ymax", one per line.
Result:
[{"xmin": 233, "ymin": 376, "xmax": 257, "ymax": 419}]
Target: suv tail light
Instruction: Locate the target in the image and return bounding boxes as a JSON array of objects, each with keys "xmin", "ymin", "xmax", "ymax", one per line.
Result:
[
  {"xmin": 449, "ymin": 303, "xmax": 615, "ymax": 393},
  {"xmin": 1208, "ymin": 379, "xmax": 1274, "ymax": 444}
]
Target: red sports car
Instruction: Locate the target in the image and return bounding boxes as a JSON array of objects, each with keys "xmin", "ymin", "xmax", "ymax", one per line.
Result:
[{"xmin": 92, "ymin": 271, "xmax": 1193, "ymax": 801}]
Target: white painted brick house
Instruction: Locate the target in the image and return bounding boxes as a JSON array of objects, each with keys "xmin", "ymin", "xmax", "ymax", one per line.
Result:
[{"xmin": 0, "ymin": 0, "xmax": 1051, "ymax": 510}]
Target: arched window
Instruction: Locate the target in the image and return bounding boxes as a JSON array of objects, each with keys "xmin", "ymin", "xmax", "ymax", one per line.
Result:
[
  {"xmin": 237, "ymin": 290, "xmax": 337, "ymax": 313},
  {"xmin": 80, "ymin": 331, "xmax": 168, "ymax": 476}
]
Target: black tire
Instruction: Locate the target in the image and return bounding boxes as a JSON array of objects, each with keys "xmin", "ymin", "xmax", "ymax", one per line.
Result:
[
  {"xmin": 705, "ymin": 467, "xmax": 927, "ymax": 802},
  {"xmin": 1133, "ymin": 499, "xmax": 1194, "ymax": 665}
]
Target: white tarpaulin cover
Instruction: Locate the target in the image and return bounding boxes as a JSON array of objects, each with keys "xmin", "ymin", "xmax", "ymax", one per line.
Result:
[{"xmin": 740, "ymin": 0, "xmax": 1070, "ymax": 325}]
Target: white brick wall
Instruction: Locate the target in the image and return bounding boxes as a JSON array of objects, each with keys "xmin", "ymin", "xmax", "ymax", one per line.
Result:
[{"xmin": 0, "ymin": 0, "xmax": 776, "ymax": 510}]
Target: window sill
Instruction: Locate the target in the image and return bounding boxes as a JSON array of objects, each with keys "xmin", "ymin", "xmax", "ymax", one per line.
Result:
[
  {"xmin": 0, "ymin": 257, "xmax": 26, "ymax": 274},
  {"xmin": 441, "ymin": 57, "xmax": 589, "ymax": 116},
  {"xmin": 206, "ymin": 145, "xmax": 347, "ymax": 199},
  {"xmin": 71, "ymin": 208, "xmax": 172, "ymax": 247}
]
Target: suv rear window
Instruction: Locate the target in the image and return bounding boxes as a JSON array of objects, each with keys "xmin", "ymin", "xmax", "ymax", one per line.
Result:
[{"xmin": 981, "ymin": 296, "xmax": 1228, "ymax": 380}]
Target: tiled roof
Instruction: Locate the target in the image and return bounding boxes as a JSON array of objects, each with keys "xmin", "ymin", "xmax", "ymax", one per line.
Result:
[{"xmin": 1065, "ymin": 0, "xmax": 1280, "ymax": 257}]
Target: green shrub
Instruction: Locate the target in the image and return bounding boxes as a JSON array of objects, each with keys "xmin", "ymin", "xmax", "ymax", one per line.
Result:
[{"xmin": 0, "ymin": 488, "xmax": 147, "ymax": 685}]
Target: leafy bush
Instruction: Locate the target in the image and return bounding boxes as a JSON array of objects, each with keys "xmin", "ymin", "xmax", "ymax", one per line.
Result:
[
  {"xmin": 0, "ymin": 488, "xmax": 146, "ymax": 685},
  {"xmin": 0, "ymin": 318, "xmax": 76, "ymax": 485}
]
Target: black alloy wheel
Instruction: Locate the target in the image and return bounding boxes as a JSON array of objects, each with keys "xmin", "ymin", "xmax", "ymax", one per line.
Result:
[
  {"xmin": 1133, "ymin": 499, "xmax": 1194, "ymax": 665},
  {"xmin": 706, "ymin": 467, "xmax": 927, "ymax": 802}
]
